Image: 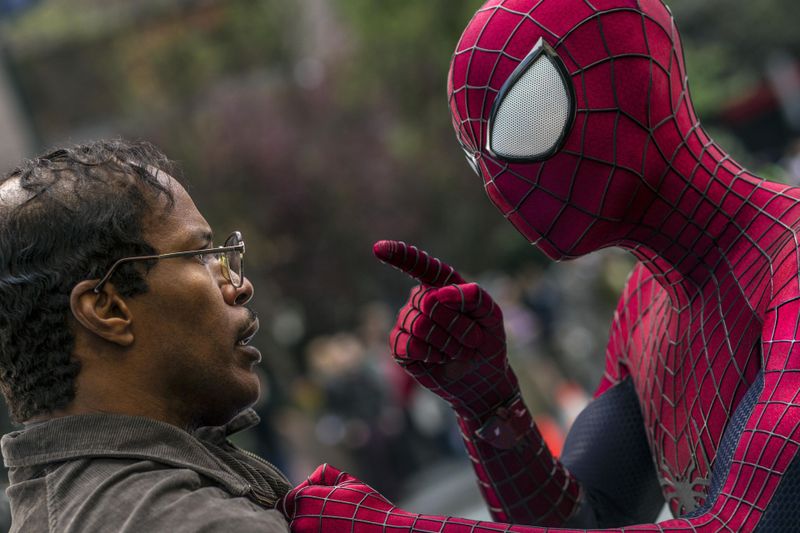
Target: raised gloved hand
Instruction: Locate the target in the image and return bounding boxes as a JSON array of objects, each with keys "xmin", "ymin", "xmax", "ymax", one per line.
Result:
[{"xmin": 374, "ymin": 240, "xmax": 519, "ymax": 423}]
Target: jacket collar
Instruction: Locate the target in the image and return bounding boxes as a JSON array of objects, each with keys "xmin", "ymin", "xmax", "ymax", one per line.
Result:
[{"xmin": 1, "ymin": 409, "xmax": 261, "ymax": 496}]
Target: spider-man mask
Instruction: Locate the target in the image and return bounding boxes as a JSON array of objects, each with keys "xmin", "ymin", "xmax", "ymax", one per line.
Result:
[{"xmin": 449, "ymin": 0, "xmax": 697, "ymax": 260}]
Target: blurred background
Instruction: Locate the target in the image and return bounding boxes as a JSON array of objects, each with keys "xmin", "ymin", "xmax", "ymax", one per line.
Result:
[{"xmin": 0, "ymin": 0, "xmax": 799, "ymax": 527}]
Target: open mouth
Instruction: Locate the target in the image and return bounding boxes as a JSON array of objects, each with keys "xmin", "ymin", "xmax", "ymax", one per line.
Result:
[{"xmin": 236, "ymin": 317, "xmax": 260, "ymax": 346}]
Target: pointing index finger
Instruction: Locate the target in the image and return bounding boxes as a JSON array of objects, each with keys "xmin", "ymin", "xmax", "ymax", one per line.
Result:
[{"xmin": 373, "ymin": 240, "xmax": 465, "ymax": 287}]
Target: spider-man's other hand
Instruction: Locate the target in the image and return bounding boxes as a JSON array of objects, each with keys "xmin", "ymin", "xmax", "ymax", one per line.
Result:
[
  {"xmin": 374, "ymin": 241, "xmax": 519, "ymax": 422},
  {"xmin": 283, "ymin": 464, "xmax": 520, "ymax": 533},
  {"xmin": 282, "ymin": 464, "xmax": 412, "ymax": 533}
]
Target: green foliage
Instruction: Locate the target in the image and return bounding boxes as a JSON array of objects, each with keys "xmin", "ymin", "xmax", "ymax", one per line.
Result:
[{"xmin": 334, "ymin": 1, "xmax": 478, "ymax": 111}]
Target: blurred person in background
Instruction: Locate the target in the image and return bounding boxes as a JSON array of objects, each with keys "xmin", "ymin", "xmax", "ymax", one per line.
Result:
[
  {"xmin": 303, "ymin": 306, "xmax": 461, "ymax": 501},
  {"xmin": 283, "ymin": 0, "xmax": 800, "ymax": 531},
  {"xmin": 0, "ymin": 139, "xmax": 290, "ymax": 532}
]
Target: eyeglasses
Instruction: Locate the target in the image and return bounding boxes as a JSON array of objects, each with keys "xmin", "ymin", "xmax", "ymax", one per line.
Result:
[{"xmin": 93, "ymin": 231, "xmax": 245, "ymax": 293}]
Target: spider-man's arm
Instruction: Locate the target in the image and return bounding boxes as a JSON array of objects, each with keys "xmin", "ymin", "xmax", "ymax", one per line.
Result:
[
  {"xmin": 371, "ymin": 240, "xmax": 578, "ymax": 525},
  {"xmin": 370, "ymin": 242, "xmax": 663, "ymax": 527},
  {"xmin": 450, "ymin": 372, "xmax": 665, "ymax": 527}
]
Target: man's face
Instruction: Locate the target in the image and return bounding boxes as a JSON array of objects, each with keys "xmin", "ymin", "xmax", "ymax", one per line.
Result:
[{"xmin": 126, "ymin": 174, "xmax": 261, "ymax": 428}]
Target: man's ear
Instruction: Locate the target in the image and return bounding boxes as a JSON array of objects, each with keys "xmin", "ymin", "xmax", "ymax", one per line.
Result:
[{"xmin": 70, "ymin": 280, "xmax": 134, "ymax": 346}]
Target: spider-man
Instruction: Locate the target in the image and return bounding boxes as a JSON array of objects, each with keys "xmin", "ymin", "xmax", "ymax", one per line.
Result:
[{"xmin": 283, "ymin": 0, "xmax": 800, "ymax": 530}]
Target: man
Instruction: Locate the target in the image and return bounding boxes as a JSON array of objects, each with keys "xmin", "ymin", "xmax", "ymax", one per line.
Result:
[
  {"xmin": 284, "ymin": 0, "xmax": 800, "ymax": 531},
  {"xmin": 0, "ymin": 140, "xmax": 289, "ymax": 532}
]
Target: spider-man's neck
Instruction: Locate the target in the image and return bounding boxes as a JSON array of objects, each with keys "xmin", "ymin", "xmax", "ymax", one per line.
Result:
[{"xmin": 614, "ymin": 126, "xmax": 798, "ymax": 312}]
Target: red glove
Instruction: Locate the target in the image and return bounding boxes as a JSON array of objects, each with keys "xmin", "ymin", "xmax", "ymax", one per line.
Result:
[
  {"xmin": 374, "ymin": 241, "xmax": 519, "ymax": 422},
  {"xmin": 282, "ymin": 464, "xmax": 540, "ymax": 533},
  {"xmin": 374, "ymin": 242, "xmax": 580, "ymax": 525},
  {"xmin": 282, "ymin": 464, "xmax": 405, "ymax": 533}
]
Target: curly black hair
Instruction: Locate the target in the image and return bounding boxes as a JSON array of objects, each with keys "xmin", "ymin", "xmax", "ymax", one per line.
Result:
[{"xmin": 0, "ymin": 139, "xmax": 178, "ymax": 422}]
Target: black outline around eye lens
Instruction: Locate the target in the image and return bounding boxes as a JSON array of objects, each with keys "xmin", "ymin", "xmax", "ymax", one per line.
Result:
[{"xmin": 486, "ymin": 37, "xmax": 577, "ymax": 163}]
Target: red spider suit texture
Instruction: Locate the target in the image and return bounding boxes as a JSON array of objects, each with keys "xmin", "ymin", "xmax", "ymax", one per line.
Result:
[{"xmin": 284, "ymin": 0, "xmax": 800, "ymax": 531}]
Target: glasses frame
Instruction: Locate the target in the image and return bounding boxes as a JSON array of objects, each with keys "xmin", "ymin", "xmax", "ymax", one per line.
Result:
[{"xmin": 92, "ymin": 231, "xmax": 245, "ymax": 293}]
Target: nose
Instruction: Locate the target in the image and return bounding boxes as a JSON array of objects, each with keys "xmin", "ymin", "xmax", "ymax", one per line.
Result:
[{"xmin": 222, "ymin": 275, "xmax": 254, "ymax": 306}]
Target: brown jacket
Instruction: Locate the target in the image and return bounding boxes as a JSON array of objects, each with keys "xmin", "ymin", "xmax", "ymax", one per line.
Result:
[{"xmin": 1, "ymin": 409, "xmax": 290, "ymax": 532}]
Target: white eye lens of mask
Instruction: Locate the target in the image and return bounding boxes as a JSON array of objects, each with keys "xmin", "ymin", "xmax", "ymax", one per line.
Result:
[{"xmin": 487, "ymin": 37, "xmax": 575, "ymax": 162}]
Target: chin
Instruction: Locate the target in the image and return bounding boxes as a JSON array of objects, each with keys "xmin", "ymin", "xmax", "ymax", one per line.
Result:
[
  {"xmin": 195, "ymin": 377, "xmax": 261, "ymax": 428},
  {"xmin": 229, "ymin": 374, "xmax": 261, "ymax": 412}
]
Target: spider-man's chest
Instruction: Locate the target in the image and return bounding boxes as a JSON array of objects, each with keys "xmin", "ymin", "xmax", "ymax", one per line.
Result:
[{"xmin": 615, "ymin": 282, "xmax": 763, "ymax": 516}]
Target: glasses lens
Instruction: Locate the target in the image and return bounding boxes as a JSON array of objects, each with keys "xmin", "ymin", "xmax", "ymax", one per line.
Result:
[{"xmin": 224, "ymin": 232, "xmax": 243, "ymax": 287}]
